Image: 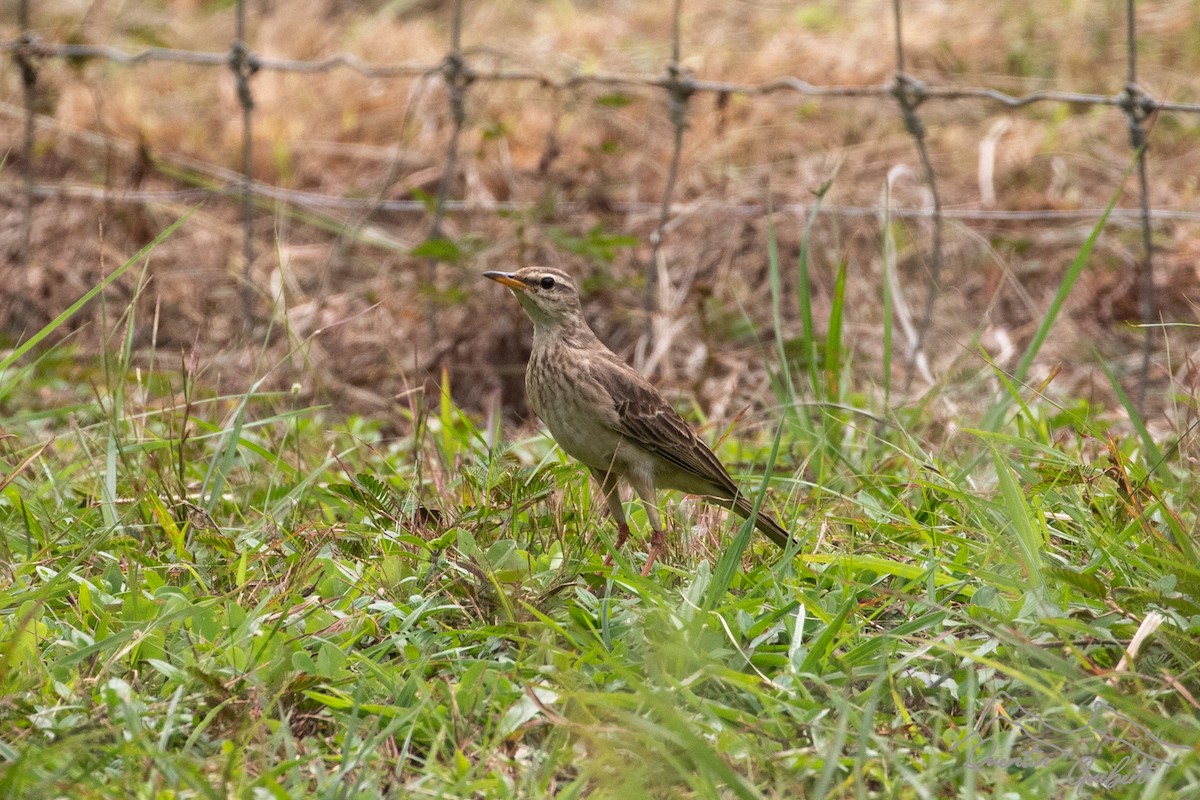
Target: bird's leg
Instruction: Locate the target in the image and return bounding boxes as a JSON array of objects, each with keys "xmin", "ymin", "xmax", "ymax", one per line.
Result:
[
  {"xmin": 606, "ymin": 518, "xmax": 631, "ymax": 568},
  {"xmin": 590, "ymin": 468, "xmax": 628, "ymax": 566},
  {"xmin": 613, "ymin": 522, "xmax": 631, "ymax": 553},
  {"xmin": 642, "ymin": 527, "xmax": 666, "ymax": 576},
  {"xmin": 632, "ymin": 480, "xmax": 665, "ymax": 576}
]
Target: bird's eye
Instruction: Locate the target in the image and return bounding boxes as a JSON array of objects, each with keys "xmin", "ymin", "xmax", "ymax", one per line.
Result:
[{"xmin": 539, "ymin": 276, "xmax": 556, "ymax": 290}]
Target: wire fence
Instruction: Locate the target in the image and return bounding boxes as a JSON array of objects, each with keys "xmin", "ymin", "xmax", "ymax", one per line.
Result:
[{"xmin": 5, "ymin": 0, "xmax": 1196, "ymax": 410}]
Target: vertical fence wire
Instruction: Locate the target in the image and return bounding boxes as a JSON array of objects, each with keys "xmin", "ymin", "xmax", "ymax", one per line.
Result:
[
  {"xmin": 425, "ymin": 0, "xmax": 471, "ymax": 350},
  {"xmin": 231, "ymin": 0, "xmax": 258, "ymax": 322},
  {"xmin": 431, "ymin": 0, "xmax": 468, "ymax": 244},
  {"xmin": 643, "ymin": 0, "xmax": 692, "ymax": 329},
  {"xmin": 890, "ymin": 0, "xmax": 945, "ymax": 393},
  {"xmin": 1121, "ymin": 0, "xmax": 1157, "ymax": 413},
  {"xmin": 15, "ymin": 0, "xmax": 36, "ymax": 270}
]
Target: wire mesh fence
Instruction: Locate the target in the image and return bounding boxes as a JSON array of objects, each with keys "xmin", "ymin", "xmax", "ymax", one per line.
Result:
[{"xmin": 4, "ymin": 0, "xmax": 1199, "ymax": 412}]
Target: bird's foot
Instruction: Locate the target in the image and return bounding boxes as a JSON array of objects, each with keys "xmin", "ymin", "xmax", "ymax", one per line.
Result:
[
  {"xmin": 640, "ymin": 528, "xmax": 665, "ymax": 576},
  {"xmin": 604, "ymin": 522, "xmax": 632, "ymax": 567}
]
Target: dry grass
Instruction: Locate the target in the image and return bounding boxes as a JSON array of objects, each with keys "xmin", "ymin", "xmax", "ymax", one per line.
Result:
[{"xmin": 2, "ymin": 0, "xmax": 1200, "ymax": 428}]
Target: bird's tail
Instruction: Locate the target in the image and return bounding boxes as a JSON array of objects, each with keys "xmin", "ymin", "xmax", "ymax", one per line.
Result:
[{"xmin": 718, "ymin": 494, "xmax": 794, "ymax": 550}]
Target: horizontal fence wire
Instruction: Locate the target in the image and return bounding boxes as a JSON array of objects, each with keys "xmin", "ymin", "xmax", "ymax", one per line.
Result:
[
  {"xmin": 5, "ymin": 54, "xmax": 1196, "ymax": 227},
  {"xmin": 13, "ymin": 171, "xmax": 1200, "ymax": 225},
  {"xmin": 4, "ymin": 0, "xmax": 1191, "ymax": 406},
  {"xmin": 5, "ymin": 97, "xmax": 1197, "ymax": 224},
  {"xmin": 5, "ymin": 39, "xmax": 1200, "ymax": 113}
]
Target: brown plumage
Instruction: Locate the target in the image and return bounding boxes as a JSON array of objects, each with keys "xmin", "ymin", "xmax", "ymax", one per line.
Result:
[{"xmin": 485, "ymin": 267, "xmax": 792, "ymax": 574}]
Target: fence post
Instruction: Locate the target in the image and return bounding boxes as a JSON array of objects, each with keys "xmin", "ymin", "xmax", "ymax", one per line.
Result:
[
  {"xmin": 890, "ymin": 0, "xmax": 945, "ymax": 393},
  {"xmin": 1121, "ymin": 0, "xmax": 1158, "ymax": 413},
  {"xmin": 231, "ymin": 0, "xmax": 259, "ymax": 323},
  {"xmin": 15, "ymin": 0, "xmax": 38, "ymax": 270},
  {"xmin": 641, "ymin": 0, "xmax": 692, "ymax": 354},
  {"xmin": 424, "ymin": 0, "xmax": 472, "ymax": 352}
]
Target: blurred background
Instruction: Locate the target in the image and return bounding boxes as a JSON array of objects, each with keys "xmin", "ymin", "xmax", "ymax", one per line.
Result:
[{"xmin": 3, "ymin": 0, "xmax": 1199, "ymax": 432}]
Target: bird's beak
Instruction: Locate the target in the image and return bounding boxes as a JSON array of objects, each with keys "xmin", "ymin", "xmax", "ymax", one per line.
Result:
[{"xmin": 483, "ymin": 271, "xmax": 527, "ymax": 292}]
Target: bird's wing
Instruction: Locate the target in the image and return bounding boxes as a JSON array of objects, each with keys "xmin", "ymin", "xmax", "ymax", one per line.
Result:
[{"xmin": 585, "ymin": 351, "xmax": 739, "ymax": 496}]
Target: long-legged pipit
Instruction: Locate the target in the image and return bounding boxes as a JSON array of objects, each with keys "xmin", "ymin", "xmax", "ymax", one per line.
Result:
[{"xmin": 485, "ymin": 267, "xmax": 792, "ymax": 574}]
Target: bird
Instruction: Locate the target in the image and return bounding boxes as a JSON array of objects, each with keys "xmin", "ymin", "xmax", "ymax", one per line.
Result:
[{"xmin": 484, "ymin": 266, "xmax": 792, "ymax": 575}]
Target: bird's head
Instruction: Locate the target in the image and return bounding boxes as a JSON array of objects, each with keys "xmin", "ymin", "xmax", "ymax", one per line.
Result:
[{"xmin": 483, "ymin": 267, "xmax": 583, "ymax": 328}]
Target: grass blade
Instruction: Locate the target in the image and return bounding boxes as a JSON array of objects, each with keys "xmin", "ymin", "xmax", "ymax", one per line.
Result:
[{"xmin": 0, "ymin": 208, "xmax": 194, "ymax": 375}]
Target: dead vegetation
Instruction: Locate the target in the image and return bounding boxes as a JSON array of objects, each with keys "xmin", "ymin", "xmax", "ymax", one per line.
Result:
[{"xmin": 2, "ymin": 0, "xmax": 1199, "ymax": 430}]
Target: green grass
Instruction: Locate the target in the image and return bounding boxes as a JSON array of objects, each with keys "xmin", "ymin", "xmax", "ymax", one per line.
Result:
[{"xmin": 0, "ymin": 216, "xmax": 1198, "ymax": 799}]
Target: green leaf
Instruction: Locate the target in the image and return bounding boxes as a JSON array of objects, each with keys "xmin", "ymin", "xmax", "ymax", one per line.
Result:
[
  {"xmin": 1045, "ymin": 566, "xmax": 1108, "ymax": 599},
  {"xmin": 595, "ymin": 92, "xmax": 635, "ymax": 108},
  {"xmin": 410, "ymin": 236, "xmax": 464, "ymax": 263},
  {"xmin": 546, "ymin": 225, "xmax": 639, "ymax": 265},
  {"xmin": 992, "ymin": 447, "xmax": 1044, "ymax": 587}
]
